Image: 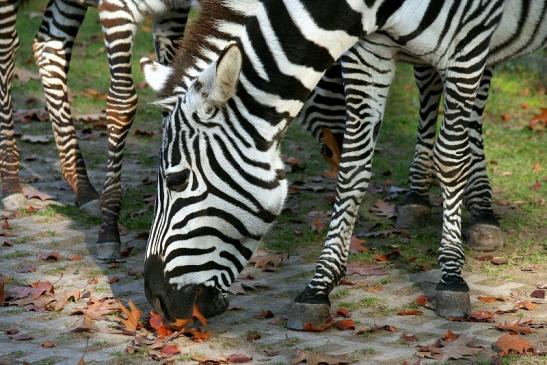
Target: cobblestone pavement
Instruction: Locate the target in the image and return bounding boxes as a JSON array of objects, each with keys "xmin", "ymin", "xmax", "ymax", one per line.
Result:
[{"xmin": 1, "ymin": 192, "xmax": 545, "ymax": 364}]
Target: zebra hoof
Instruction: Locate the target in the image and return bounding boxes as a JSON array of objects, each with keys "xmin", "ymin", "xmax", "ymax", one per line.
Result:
[
  {"xmin": 79, "ymin": 199, "xmax": 101, "ymax": 218},
  {"xmin": 94, "ymin": 241, "xmax": 121, "ymax": 262},
  {"xmin": 1, "ymin": 193, "xmax": 27, "ymax": 211},
  {"xmin": 467, "ymin": 224, "xmax": 503, "ymax": 252},
  {"xmin": 286, "ymin": 302, "xmax": 333, "ymax": 331},
  {"xmin": 435, "ymin": 289, "xmax": 471, "ymax": 318},
  {"xmin": 396, "ymin": 203, "xmax": 432, "ymax": 228}
]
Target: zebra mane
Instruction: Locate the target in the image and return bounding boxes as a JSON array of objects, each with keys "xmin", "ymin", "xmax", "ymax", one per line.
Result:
[{"xmin": 160, "ymin": 0, "xmax": 245, "ymax": 98}]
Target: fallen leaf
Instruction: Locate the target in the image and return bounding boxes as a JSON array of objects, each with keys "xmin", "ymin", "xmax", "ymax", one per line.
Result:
[
  {"xmin": 52, "ymin": 289, "xmax": 80, "ymax": 311},
  {"xmin": 369, "ymin": 200, "xmax": 396, "ymax": 219},
  {"xmin": 374, "ymin": 248, "xmax": 400, "ymax": 262},
  {"xmin": 336, "ymin": 308, "xmax": 351, "ymax": 318},
  {"xmin": 41, "ymin": 341, "xmax": 56, "ymax": 348},
  {"xmin": 335, "ymin": 319, "xmax": 356, "ymax": 330},
  {"xmin": 494, "ymin": 334, "xmax": 534, "ymax": 356},
  {"xmin": 515, "ymin": 300, "xmax": 537, "ymax": 311},
  {"xmin": 477, "ymin": 296, "xmax": 504, "ymax": 303},
  {"xmin": 442, "ymin": 330, "xmax": 460, "ymax": 342},
  {"xmin": 119, "ymin": 300, "xmax": 142, "ymax": 333},
  {"xmin": 401, "ymin": 333, "xmax": 418, "ymax": 343},
  {"xmin": 501, "ymin": 113, "xmax": 512, "ymax": 122},
  {"xmin": 349, "ymin": 236, "xmax": 368, "ymax": 253},
  {"xmin": 528, "ymin": 107, "xmax": 547, "ymax": 131},
  {"xmin": 531, "ymin": 289, "xmax": 545, "ymax": 299},
  {"xmin": 159, "ymin": 344, "xmax": 180, "ymax": 356},
  {"xmin": 346, "ymin": 262, "xmax": 386, "ymax": 276},
  {"xmin": 249, "ymin": 249, "xmax": 288, "ymax": 271},
  {"xmin": 532, "ymin": 162, "xmax": 541, "ymax": 173},
  {"xmin": 467, "ymin": 311, "xmax": 495, "ymax": 322},
  {"xmin": 397, "ymin": 309, "xmax": 423, "ymax": 316},
  {"xmin": 68, "ymin": 254, "xmax": 83, "ymax": 261},
  {"xmin": 22, "ymin": 185, "xmax": 54, "ymax": 201},
  {"xmin": 149, "ymin": 311, "xmax": 173, "ymax": 338},
  {"xmin": 303, "ymin": 317, "xmax": 334, "ymax": 332},
  {"xmin": 38, "ymin": 251, "xmax": 61, "ymax": 261},
  {"xmin": 291, "ymin": 348, "xmax": 353, "ymax": 365},
  {"xmin": 416, "ymin": 336, "xmax": 484, "ymax": 361},
  {"xmin": 226, "ymin": 354, "xmax": 253, "ymax": 363},
  {"xmin": 491, "ymin": 257, "xmax": 507, "ymax": 265},
  {"xmin": 415, "ymin": 295, "xmax": 428, "ymax": 306},
  {"xmin": 255, "ymin": 309, "xmax": 274, "ymax": 319},
  {"xmin": 495, "ymin": 320, "xmax": 534, "ymax": 334},
  {"xmin": 0, "ymin": 275, "xmax": 6, "ymax": 305},
  {"xmin": 530, "ymin": 180, "xmax": 542, "ymax": 191}
]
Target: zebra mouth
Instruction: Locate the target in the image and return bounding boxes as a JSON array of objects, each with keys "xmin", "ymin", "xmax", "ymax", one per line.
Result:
[{"xmin": 144, "ymin": 255, "xmax": 229, "ymax": 321}]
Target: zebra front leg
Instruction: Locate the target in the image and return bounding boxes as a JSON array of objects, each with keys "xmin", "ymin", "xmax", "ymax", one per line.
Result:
[
  {"xmin": 463, "ymin": 68, "xmax": 503, "ymax": 251},
  {"xmin": 95, "ymin": 4, "xmax": 139, "ymax": 261},
  {"xmin": 396, "ymin": 66, "xmax": 442, "ymax": 228},
  {"xmin": 0, "ymin": 0, "xmax": 26, "ymax": 211},
  {"xmin": 33, "ymin": 0, "xmax": 99, "ymax": 212},
  {"xmin": 288, "ymin": 44, "xmax": 396, "ymax": 330},
  {"xmin": 153, "ymin": 5, "xmax": 191, "ymax": 66}
]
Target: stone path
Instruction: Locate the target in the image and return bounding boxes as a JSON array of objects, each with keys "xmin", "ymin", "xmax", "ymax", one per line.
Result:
[{"xmin": 1, "ymin": 197, "xmax": 546, "ymax": 364}]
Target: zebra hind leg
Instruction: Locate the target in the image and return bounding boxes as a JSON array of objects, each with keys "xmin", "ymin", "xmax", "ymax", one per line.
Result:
[
  {"xmin": 33, "ymin": 0, "xmax": 100, "ymax": 213},
  {"xmin": 396, "ymin": 66, "xmax": 442, "ymax": 228},
  {"xmin": 94, "ymin": 2, "xmax": 139, "ymax": 261},
  {"xmin": 288, "ymin": 45, "xmax": 396, "ymax": 330},
  {"xmin": 463, "ymin": 68, "xmax": 503, "ymax": 251},
  {"xmin": 0, "ymin": 0, "xmax": 26, "ymax": 211}
]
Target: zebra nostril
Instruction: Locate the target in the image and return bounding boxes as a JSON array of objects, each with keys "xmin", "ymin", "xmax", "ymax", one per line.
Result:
[{"xmin": 166, "ymin": 169, "xmax": 190, "ymax": 192}]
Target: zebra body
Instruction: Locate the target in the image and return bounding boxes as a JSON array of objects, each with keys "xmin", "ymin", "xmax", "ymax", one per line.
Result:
[{"xmin": 139, "ymin": 0, "xmax": 546, "ymax": 322}]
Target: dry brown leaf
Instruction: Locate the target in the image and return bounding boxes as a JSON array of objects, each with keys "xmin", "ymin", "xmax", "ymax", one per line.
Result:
[
  {"xmin": 249, "ymin": 249, "xmax": 288, "ymax": 271},
  {"xmin": 442, "ymin": 330, "xmax": 460, "ymax": 342},
  {"xmin": 401, "ymin": 333, "xmax": 418, "ymax": 343},
  {"xmin": 349, "ymin": 236, "xmax": 368, "ymax": 253},
  {"xmin": 303, "ymin": 317, "xmax": 334, "ymax": 332},
  {"xmin": 336, "ymin": 308, "xmax": 351, "ymax": 318},
  {"xmin": 515, "ymin": 300, "xmax": 537, "ymax": 311},
  {"xmin": 41, "ymin": 341, "xmax": 56, "ymax": 348},
  {"xmin": 38, "ymin": 251, "xmax": 61, "ymax": 261},
  {"xmin": 528, "ymin": 107, "xmax": 547, "ymax": 131},
  {"xmin": 68, "ymin": 254, "xmax": 83, "ymax": 261},
  {"xmin": 467, "ymin": 310, "xmax": 495, "ymax": 322},
  {"xmin": 51, "ymin": 289, "xmax": 80, "ymax": 311},
  {"xmin": 369, "ymin": 200, "xmax": 397, "ymax": 219},
  {"xmin": 495, "ymin": 320, "xmax": 534, "ymax": 334},
  {"xmin": 531, "ymin": 289, "xmax": 545, "ymax": 299},
  {"xmin": 335, "ymin": 319, "xmax": 356, "ymax": 330},
  {"xmin": 226, "ymin": 354, "xmax": 253, "ymax": 363},
  {"xmin": 494, "ymin": 334, "xmax": 534, "ymax": 356},
  {"xmin": 291, "ymin": 348, "xmax": 353, "ymax": 365},
  {"xmin": 477, "ymin": 295, "xmax": 504, "ymax": 303},
  {"xmin": 119, "ymin": 300, "xmax": 142, "ymax": 333},
  {"xmin": 415, "ymin": 294, "xmax": 428, "ymax": 306},
  {"xmin": 397, "ymin": 309, "xmax": 423, "ymax": 316}
]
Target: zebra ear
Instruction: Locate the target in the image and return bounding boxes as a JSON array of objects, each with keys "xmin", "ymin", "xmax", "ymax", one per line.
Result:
[
  {"xmin": 206, "ymin": 43, "xmax": 242, "ymax": 107},
  {"xmin": 140, "ymin": 58, "xmax": 173, "ymax": 93}
]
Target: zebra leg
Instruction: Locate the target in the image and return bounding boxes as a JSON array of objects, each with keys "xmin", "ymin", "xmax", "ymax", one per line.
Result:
[
  {"xmin": 0, "ymin": 0, "xmax": 26, "ymax": 211},
  {"xmin": 288, "ymin": 45, "xmax": 396, "ymax": 330},
  {"xmin": 433, "ymin": 64, "xmax": 490, "ymax": 317},
  {"xmin": 153, "ymin": 5, "xmax": 191, "ymax": 66},
  {"xmin": 396, "ymin": 66, "xmax": 442, "ymax": 228},
  {"xmin": 463, "ymin": 68, "xmax": 503, "ymax": 251},
  {"xmin": 33, "ymin": 0, "xmax": 100, "ymax": 212},
  {"xmin": 95, "ymin": 2, "xmax": 139, "ymax": 261}
]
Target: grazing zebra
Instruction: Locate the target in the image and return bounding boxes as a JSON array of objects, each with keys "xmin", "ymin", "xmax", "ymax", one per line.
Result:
[
  {"xmin": 0, "ymin": 0, "xmax": 192, "ymax": 260},
  {"xmin": 141, "ymin": 0, "xmax": 545, "ymax": 325}
]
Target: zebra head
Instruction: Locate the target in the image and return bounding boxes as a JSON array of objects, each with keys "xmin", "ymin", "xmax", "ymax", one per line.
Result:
[{"xmin": 141, "ymin": 44, "xmax": 288, "ymax": 321}]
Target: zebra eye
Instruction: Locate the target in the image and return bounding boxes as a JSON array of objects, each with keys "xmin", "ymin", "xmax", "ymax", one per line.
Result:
[{"xmin": 165, "ymin": 169, "xmax": 191, "ymax": 192}]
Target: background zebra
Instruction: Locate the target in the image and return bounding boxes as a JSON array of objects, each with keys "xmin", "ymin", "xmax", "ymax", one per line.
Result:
[{"xmin": 141, "ymin": 0, "xmax": 545, "ymax": 326}]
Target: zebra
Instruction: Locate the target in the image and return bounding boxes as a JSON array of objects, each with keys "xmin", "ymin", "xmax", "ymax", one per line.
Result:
[
  {"xmin": 140, "ymin": 0, "xmax": 545, "ymax": 324},
  {"xmin": 1, "ymin": 0, "xmax": 194, "ymax": 261}
]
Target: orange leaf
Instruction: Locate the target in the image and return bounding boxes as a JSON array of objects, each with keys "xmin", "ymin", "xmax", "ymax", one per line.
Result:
[
  {"xmin": 495, "ymin": 320, "xmax": 534, "ymax": 335},
  {"xmin": 415, "ymin": 294, "xmax": 428, "ymax": 306},
  {"xmin": 336, "ymin": 308, "xmax": 351, "ymax": 318},
  {"xmin": 467, "ymin": 310, "xmax": 495, "ymax": 322},
  {"xmin": 149, "ymin": 311, "xmax": 173, "ymax": 338},
  {"xmin": 303, "ymin": 317, "xmax": 334, "ymax": 332},
  {"xmin": 442, "ymin": 330, "xmax": 460, "ymax": 342},
  {"xmin": 515, "ymin": 300, "xmax": 537, "ymax": 311},
  {"xmin": 186, "ymin": 328, "xmax": 209, "ymax": 342},
  {"xmin": 477, "ymin": 296, "xmax": 504, "ymax": 303},
  {"xmin": 397, "ymin": 309, "xmax": 423, "ymax": 316},
  {"xmin": 160, "ymin": 344, "xmax": 180, "ymax": 356},
  {"xmin": 528, "ymin": 107, "xmax": 547, "ymax": 131},
  {"xmin": 119, "ymin": 300, "xmax": 142, "ymax": 333},
  {"xmin": 335, "ymin": 319, "xmax": 356, "ymax": 330},
  {"xmin": 495, "ymin": 334, "xmax": 534, "ymax": 356}
]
